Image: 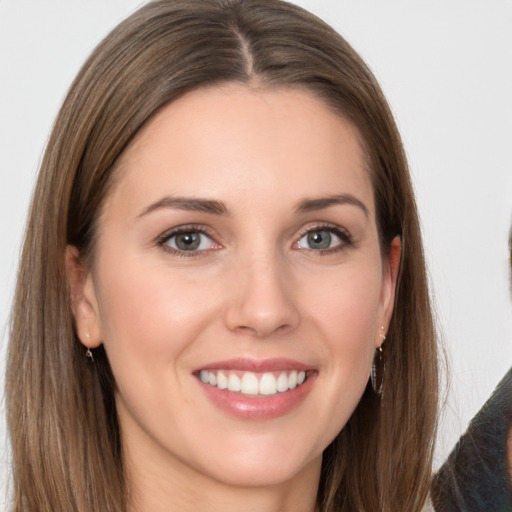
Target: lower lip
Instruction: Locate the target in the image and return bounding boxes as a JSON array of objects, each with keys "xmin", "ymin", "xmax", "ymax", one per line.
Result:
[{"xmin": 197, "ymin": 373, "xmax": 316, "ymax": 420}]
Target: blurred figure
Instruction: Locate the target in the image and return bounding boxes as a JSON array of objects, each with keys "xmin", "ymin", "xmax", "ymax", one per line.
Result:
[{"xmin": 431, "ymin": 228, "xmax": 512, "ymax": 511}]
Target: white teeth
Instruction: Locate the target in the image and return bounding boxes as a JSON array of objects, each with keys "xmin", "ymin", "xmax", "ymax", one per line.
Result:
[
  {"xmin": 288, "ymin": 370, "xmax": 297, "ymax": 389},
  {"xmin": 227, "ymin": 373, "xmax": 241, "ymax": 392},
  {"xmin": 276, "ymin": 372, "xmax": 288, "ymax": 392},
  {"xmin": 217, "ymin": 371, "xmax": 228, "ymax": 389},
  {"xmin": 241, "ymin": 372, "xmax": 259, "ymax": 395},
  {"xmin": 259, "ymin": 372, "xmax": 277, "ymax": 395},
  {"xmin": 199, "ymin": 369, "xmax": 308, "ymax": 395}
]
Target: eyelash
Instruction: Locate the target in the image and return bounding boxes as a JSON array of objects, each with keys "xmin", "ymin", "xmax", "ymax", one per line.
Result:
[
  {"xmin": 156, "ymin": 225, "xmax": 219, "ymax": 258},
  {"xmin": 156, "ymin": 223, "xmax": 354, "ymax": 257},
  {"xmin": 295, "ymin": 223, "xmax": 354, "ymax": 255}
]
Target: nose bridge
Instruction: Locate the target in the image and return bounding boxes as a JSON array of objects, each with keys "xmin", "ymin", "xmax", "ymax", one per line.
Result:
[{"xmin": 224, "ymin": 245, "xmax": 300, "ymax": 337}]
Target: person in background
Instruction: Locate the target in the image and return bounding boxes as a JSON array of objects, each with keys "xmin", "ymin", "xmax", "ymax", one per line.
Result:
[{"xmin": 431, "ymin": 227, "xmax": 512, "ymax": 511}]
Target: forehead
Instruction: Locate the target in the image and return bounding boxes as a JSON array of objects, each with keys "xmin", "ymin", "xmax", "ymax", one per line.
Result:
[{"xmin": 107, "ymin": 84, "xmax": 374, "ymax": 218}]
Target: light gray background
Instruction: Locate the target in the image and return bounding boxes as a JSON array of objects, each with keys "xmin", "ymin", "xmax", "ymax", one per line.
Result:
[{"xmin": 1, "ymin": 0, "xmax": 512, "ymax": 502}]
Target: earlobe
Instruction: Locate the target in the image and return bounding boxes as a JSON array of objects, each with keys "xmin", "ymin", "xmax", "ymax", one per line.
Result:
[
  {"xmin": 378, "ymin": 236, "xmax": 401, "ymax": 342},
  {"xmin": 65, "ymin": 245, "xmax": 103, "ymax": 348}
]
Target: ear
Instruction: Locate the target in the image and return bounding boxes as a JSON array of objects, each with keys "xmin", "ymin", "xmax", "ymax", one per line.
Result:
[
  {"xmin": 65, "ymin": 245, "xmax": 103, "ymax": 348},
  {"xmin": 376, "ymin": 236, "xmax": 401, "ymax": 347}
]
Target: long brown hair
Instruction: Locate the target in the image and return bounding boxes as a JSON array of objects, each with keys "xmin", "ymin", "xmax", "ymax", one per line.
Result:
[{"xmin": 5, "ymin": 1, "xmax": 438, "ymax": 510}]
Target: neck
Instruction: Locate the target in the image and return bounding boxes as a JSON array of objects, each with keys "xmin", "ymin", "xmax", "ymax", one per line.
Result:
[{"xmin": 124, "ymin": 444, "xmax": 321, "ymax": 512}]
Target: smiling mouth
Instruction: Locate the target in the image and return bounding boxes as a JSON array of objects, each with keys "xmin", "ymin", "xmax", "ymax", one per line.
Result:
[{"xmin": 197, "ymin": 369, "xmax": 308, "ymax": 396}]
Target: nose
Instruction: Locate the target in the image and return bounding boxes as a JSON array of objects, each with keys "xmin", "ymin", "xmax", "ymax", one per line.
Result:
[{"xmin": 224, "ymin": 252, "xmax": 300, "ymax": 338}]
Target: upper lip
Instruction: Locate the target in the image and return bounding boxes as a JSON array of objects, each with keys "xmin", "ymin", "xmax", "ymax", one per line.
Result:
[{"xmin": 192, "ymin": 357, "xmax": 314, "ymax": 373}]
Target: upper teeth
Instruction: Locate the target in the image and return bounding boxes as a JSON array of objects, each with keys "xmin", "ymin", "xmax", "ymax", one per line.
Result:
[{"xmin": 199, "ymin": 370, "xmax": 307, "ymax": 396}]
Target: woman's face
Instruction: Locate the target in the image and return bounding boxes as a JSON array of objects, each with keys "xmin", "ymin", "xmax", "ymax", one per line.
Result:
[{"xmin": 74, "ymin": 85, "xmax": 399, "ymax": 490}]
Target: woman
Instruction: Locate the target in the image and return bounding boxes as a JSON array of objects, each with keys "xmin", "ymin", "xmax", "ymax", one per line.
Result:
[{"xmin": 5, "ymin": 1, "xmax": 438, "ymax": 510}]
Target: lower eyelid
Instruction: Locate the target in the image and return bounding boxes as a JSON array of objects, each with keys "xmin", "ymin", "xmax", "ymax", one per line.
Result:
[
  {"xmin": 157, "ymin": 227, "xmax": 220, "ymax": 253},
  {"xmin": 169, "ymin": 234, "xmax": 211, "ymax": 250},
  {"xmin": 295, "ymin": 226, "xmax": 353, "ymax": 249},
  {"xmin": 157, "ymin": 225, "xmax": 353, "ymax": 255}
]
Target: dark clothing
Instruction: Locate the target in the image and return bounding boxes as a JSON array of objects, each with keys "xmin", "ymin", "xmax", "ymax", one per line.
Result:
[{"xmin": 432, "ymin": 367, "xmax": 512, "ymax": 511}]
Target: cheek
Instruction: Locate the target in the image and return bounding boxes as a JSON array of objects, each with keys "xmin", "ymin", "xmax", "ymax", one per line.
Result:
[
  {"xmin": 312, "ymin": 262, "xmax": 382, "ymax": 349},
  {"xmin": 94, "ymin": 259, "xmax": 218, "ymax": 376},
  {"xmin": 303, "ymin": 262, "xmax": 382, "ymax": 428}
]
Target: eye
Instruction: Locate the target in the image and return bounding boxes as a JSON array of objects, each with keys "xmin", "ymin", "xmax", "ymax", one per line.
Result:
[
  {"xmin": 158, "ymin": 228, "xmax": 219, "ymax": 254},
  {"xmin": 295, "ymin": 226, "xmax": 352, "ymax": 252}
]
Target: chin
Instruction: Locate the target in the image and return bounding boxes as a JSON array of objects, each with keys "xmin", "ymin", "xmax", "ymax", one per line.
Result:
[
  {"xmin": 206, "ymin": 456, "xmax": 319, "ymax": 488},
  {"xmin": 190, "ymin": 435, "xmax": 322, "ymax": 488}
]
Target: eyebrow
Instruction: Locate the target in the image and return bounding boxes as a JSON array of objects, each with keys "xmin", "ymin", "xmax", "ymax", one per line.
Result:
[
  {"xmin": 137, "ymin": 193, "xmax": 368, "ymax": 218},
  {"xmin": 137, "ymin": 196, "xmax": 230, "ymax": 218},
  {"xmin": 294, "ymin": 194, "xmax": 369, "ymax": 217}
]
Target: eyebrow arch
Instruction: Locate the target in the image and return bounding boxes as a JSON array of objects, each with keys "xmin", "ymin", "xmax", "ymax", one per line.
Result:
[
  {"xmin": 295, "ymin": 194, "xmax": 369, "ymax": 217},
  {"xmin": 137, "ymin": 196, "xmax": 230, "ymax": 218}
]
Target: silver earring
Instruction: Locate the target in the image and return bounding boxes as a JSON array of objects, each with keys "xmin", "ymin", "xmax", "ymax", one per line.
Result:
[
  {"xmin": 86, "ymin": 348, "xmax": 94, "ymax": 362},
  {"xmin": 371, "ymin": 326, "xmax": 386, "ymax": 398},
  {"xmin": 85, "ymin": 331, "xmax": 94, "ymax": 362}
]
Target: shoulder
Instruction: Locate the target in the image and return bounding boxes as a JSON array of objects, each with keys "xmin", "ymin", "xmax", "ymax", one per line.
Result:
[{"xmin": 431, "ymin": 367, "xmax": 512, "ymax": 511}]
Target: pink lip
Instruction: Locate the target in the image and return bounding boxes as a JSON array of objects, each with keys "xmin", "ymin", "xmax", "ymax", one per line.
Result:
[
  {"xmin": 192, "ymin": 357, "xmax": 313, "ymax": 373},
  {"xmin": 194, "ymin": 358, "xmax": 317, "ymax": 420}
]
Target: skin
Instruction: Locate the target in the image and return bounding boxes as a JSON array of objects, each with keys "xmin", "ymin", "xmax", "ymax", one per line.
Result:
[{"xmin": 68, "ymin": 85, "xmax": 400, "ymax": 512}]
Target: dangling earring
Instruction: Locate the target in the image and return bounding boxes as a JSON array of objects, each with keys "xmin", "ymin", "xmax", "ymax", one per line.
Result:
[
  {"xmin": 85, "ymin": 331, "xmax": 94, "ymax": 362},
  {"xmin": 371, "ymin": 326, "xmax": 386, "ymax": 398}
]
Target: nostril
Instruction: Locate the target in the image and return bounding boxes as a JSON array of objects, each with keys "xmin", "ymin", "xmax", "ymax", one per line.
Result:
[{"xmin": 232, "ymin": 321, "xmax": 295, "ymax": 339}]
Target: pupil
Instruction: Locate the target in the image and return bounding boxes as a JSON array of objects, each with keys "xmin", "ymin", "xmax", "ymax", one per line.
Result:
[
  {"xmin": 176, "ymin": 233, "xmax": 200, "ymax": 250},
  {"xmin": 308, "ymin": 230, "xmax": 331, "ymax": 249}
]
